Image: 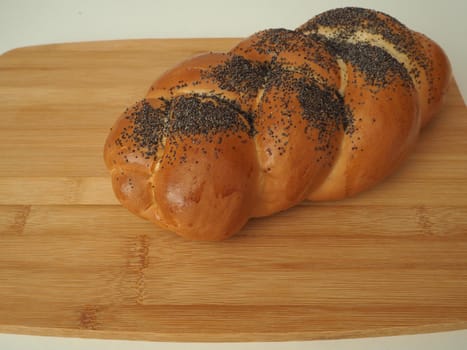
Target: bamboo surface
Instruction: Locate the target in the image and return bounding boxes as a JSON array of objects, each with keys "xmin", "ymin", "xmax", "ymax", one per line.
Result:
[{"xmin": 0, "ymin": 39, "xmax": 466, "ymax": 342}]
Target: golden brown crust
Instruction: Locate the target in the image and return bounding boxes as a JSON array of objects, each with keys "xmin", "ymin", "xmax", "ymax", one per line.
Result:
[
  {"xmin": 307, "ymin": 62, "xmax": 419, "ymax": 201},
  {"xmin": 151, "ymin": 129, "xmax": 257, "ymax": 240},
  {"xmin": 297, "ymin": 7, "xmax": 452, "ymax": 127},
  {"xmin": 253, "ymin": 70, "xmax": 343, "ymax": 215},
  {"xmin": 104, "ymin": 7, "xmax": 452, "ymax": 240},
  {"xmin": 146, "ymin": 53, "xmax": 245, "ymax": 106},
  {"xmin": 412, "ymin": 32, "xmax": 452, "ymax": 126}
]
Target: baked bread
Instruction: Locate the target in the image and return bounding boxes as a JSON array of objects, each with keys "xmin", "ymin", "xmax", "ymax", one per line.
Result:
[{"xmin": 104, "ymin": 7, "xmax": 451, "ymax": 240}]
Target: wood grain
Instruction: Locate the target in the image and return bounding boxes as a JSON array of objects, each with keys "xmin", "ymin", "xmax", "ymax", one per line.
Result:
[{"xmin": 0, "ymin": 38, "xmax": 466, "ymax": 342}]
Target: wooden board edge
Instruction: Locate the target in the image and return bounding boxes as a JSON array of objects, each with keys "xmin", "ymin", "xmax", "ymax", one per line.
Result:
[
  {"xmin": 0, "ymin": 322, "xmax": 466, "ymax": 342},
  {"xmin": 0, "ymin": 37, "xmax": 243, "ymax": 58}
]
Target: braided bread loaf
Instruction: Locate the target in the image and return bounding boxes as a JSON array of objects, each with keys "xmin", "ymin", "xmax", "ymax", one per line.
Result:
[{"xmin": 104, "ymin": 7, "xmax": 451, "ymax": 240}]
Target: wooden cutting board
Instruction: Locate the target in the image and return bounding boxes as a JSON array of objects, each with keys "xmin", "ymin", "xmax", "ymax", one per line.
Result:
[{"xmin": 0, "ymin": 38, "xmax": 466, "ymax": 342}]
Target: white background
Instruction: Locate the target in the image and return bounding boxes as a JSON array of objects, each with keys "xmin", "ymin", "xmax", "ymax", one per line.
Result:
[{"xmin": 0, "ymin": 0, "xmax": 466, "ymax": 349}]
